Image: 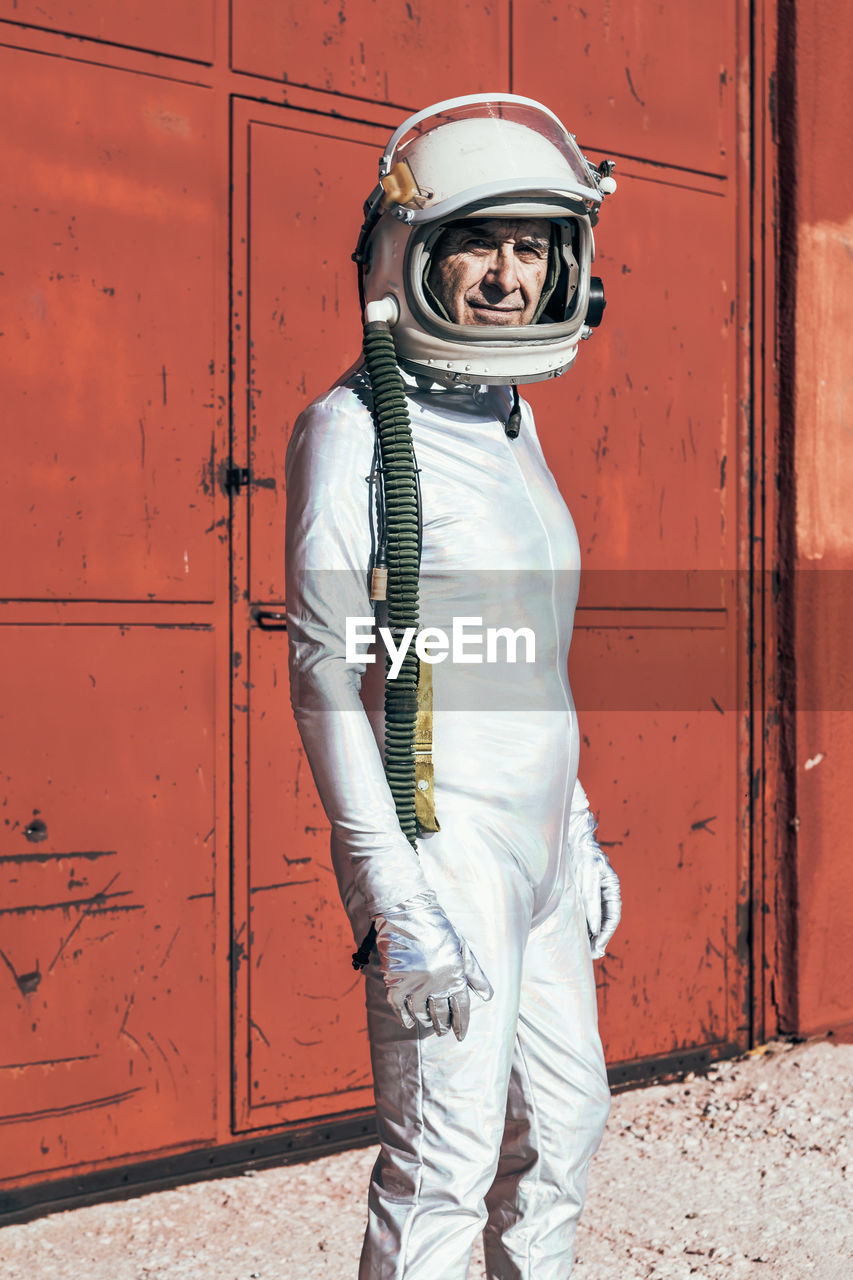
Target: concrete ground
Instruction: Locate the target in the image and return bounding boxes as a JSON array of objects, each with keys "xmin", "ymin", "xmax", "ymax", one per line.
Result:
[{"xmin": 0, "ymin": 1036, "xmax": 850, "ymax": 1279}]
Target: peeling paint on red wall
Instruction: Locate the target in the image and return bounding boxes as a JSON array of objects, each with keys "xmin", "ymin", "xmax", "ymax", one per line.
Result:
[{"xmin": 791, "ymin": 2, "xmax": 853, "ymax": 1036}]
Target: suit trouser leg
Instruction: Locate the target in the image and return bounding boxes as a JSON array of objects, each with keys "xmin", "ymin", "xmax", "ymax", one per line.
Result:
[
  {"xmin": 358, "ymin": 870, "xmax": 609, "ymax": 1279},
  {"xmin": 358, "ymin": 865, "xmax": 532, "ymax": 1280},
  {"xmin": 483, "ymin": 882, "xmax": 611, "ymax": 1280}
]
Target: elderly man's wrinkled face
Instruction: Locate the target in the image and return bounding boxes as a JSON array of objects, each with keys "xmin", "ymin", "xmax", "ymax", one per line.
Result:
[{"xmin": 427, "ymin": 218, "xmax": 551, "ymax": 326}]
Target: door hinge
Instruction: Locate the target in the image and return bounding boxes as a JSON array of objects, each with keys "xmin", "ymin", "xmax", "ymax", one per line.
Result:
[{"xmin": 226, "ymin": 466, "xmax": 251, "ymax": 493}]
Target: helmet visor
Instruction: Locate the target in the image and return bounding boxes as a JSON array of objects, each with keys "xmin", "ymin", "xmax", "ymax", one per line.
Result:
[
  {"xmin": 405, "ymin": 213, "xmax": 592, "ymax": 345},
  {"xmin": 380, "ymin": 95, "xmax": 600, "ymax": 222}
]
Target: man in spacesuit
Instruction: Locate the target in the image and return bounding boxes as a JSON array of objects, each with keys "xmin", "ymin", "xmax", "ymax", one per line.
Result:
[{"xmin": 285, "ymin": 95, "xmax": 621, "ymax": 1280}]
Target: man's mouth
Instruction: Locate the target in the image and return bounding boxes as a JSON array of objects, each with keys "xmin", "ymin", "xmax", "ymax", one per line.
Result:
[{"xmin": 467, "ymin": 302, "xmax": 524, "ymax": 322}]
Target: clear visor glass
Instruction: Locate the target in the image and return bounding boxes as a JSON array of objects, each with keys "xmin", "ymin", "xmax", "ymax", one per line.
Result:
[{"xmin": 403, "ymin": 214, "xmax": 592, "ymax": 345}]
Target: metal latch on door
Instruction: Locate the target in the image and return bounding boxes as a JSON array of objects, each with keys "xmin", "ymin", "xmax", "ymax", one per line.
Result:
[{"xmin": 253, "ymin": 608, "xmax": 287, "ymax": 630}]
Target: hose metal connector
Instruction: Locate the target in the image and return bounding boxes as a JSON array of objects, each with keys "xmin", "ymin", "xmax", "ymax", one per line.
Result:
[{"xmin": 364, "ymin": 294, "xmax": 400, "ymax": 327}]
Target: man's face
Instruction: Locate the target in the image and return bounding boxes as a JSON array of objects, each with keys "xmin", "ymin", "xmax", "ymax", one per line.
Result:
[{"xmin": 427, "ymin": 217, "xmax": 551, "ymax": 326}]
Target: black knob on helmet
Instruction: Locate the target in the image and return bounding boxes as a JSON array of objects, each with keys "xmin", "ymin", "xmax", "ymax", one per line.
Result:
[{"xmin": 586, "ymin": 277, "xmax": 607, "ymax": 327}]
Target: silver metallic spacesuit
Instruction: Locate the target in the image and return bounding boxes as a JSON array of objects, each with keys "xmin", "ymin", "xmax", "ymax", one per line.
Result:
[{"xmin": 285, "ymin": 95, "xmax": 621, "ymax": 1280}]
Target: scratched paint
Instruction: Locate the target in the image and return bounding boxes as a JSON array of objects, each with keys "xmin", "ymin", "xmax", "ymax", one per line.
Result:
[
  {"xmin": 244, "ymin": 119, "xmax": 375, "ymax": 605},
  {"xmin": 512, "ymin": 0, "xmax": 736, "ymax": 175},
  {"xmin": 0, "ymin": 50, "xmax": 218, "ymax": 602},
  {"xmin": 794, "ymin": 214, "xmax": 853, "ymax": 562},
  {"xmin": 0, "ymin": 0, "xmax": 216, "ymax": 61},
  {"xmin": 0, "ymin": 0, "xmax": 761, "ymax": 1203},
  {"xmin": 0, "ymin": 627, "xmax": 217, "ymax": 1182},
  {"xmin": 231, "ymin": 0, "xmax": 508, "ymax": 104},
  {"xmin": 238, "ymin": 618, "xmax": 373, "ymax": 1115},
  {"xmin": 789, "ymin": 0, "xmax": 853, "ymax": 1038},
  {"xmin": 525, "ymin": 170, "xmax": 736, "ymax": 586}
]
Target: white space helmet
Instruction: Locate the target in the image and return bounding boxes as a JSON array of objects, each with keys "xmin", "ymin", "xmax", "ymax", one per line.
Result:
[{"xmin": 355, "ymin": 93, "xmax": 617, "ymax": 386}]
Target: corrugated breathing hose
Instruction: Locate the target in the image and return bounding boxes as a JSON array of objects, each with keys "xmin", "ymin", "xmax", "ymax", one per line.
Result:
[{"xmin": 352, "ymin": 318, "xmax": 421, "ymax": 970}]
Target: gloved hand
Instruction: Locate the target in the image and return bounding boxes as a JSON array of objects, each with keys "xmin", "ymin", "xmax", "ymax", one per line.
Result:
[
  {"xmin": 373, "ymin": 891, "xmax": 493, "ymax": 1039},
  {"xmin": 569, "ymin": 809, "xmax": 622, "ymax": 959}
]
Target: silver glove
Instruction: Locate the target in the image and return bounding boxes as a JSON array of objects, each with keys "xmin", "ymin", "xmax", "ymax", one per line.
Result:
[
  {"xmin": 568, "ymin": 800, "xmax": 622, "ymax": 960},
  {"xmin": 374, "ymin": 891, "xmax": 493, "ymax": 1039}
]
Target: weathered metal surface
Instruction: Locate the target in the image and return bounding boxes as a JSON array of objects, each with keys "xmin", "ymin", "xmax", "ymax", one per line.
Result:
[
  {"xmin": 0, "ymin": 37, "xmax": 226, "ymax": 1193},
  {"xmin": 789, "ymin": 0, "xmax": 853, "ymax": 1036},
  {"xmin": 523, "ymin": 136, "xmax": 744, "ymax": 1057},
  {"xmin": 0, "ymin": 0, "xmax": 774, "ymax": 1202},
  {"xmin": 526, "ymin": 167, "xmax": 737, "ymax": 587},
  {"xmin": 0, "ymin": 626, "xmax": 217, "ymax": 1183},
  {"xmin": 230, "ymin": 106, "xmax": 385, "ymax": 1129},
  {"xmin": 738, "ymin": 0, "xmax": 781, "ymax": 1050},
  {"xmin": 0, "ymin": 0, "xmax": 215, "ymax": 62},
  {"xmin": 512, "ymin": 0, "xmax": 736, "ymax": 177},
  {"xmin": 231, "ymin": 0, "xmax": 509, "ymax": 105},
  {"xmin": 0, "ymin": 48, "xmax": 217, "ymax": 601},
  {"xmin": 244, "ymin": 114, "xmax": 376, "ymax": 606},
  {"xmin": 570, "ymin": 627, "xmax": 740, "ymax": 1061},
  {"xmin": 242, "ymin": 627, "xmax": 373, "ymax": 1113}
]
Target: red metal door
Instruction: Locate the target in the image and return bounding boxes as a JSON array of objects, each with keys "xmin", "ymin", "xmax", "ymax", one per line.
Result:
[
  {"xmin": 0, "ymin": 0, "xmax": 761, "ymax": 1209},
  {"xmin": 515, "ymin": 0, "xmax": 749, "ymax": 1071},
  {"xmin": 230, "ymin": 101, "xmax": 391, "ymax": 1130},
  {"xmin": 0, "ymin": 44, "xmax": 224, "ymax": 1185},
  {"xmin": 230, "ymin": 42, "xmax": 747, "ymax": 1123}
]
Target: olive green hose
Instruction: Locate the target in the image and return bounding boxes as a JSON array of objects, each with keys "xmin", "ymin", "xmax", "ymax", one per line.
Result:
[
  {"xmin": 362, "ymin": 319, "xmax": 421, "ymax": 849},
  {"xmin": 352, "ymin": 320, "xmax": 422, "ymax": 971}
]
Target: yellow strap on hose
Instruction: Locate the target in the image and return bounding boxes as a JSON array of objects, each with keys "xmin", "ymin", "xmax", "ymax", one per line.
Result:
[{"xmin": 414, "ymin": 657, "xmax": 440, "ymax": 832}]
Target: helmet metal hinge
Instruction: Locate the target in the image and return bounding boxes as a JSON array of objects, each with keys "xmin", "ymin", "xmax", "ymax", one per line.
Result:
[
  {"xmin": 595, "ymin": 159, "xmax": 618, "ymax": 195},
  {"xmin": 379, "ymin": 159, "xmax": 420, "ymax": 208}
]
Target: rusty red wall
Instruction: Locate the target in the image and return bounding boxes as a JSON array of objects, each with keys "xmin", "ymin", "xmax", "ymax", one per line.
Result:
[
  {"xmin": 0, "ymin": 32, "xmax": 228, "ymax": 1196},
  {"xmin": 784, "ymin": 0, "xmax": 853, "ymax": 1036},
  {"xmin": 514, "ymin": 2, "xmax": 748, "ymax": 1073},
  {"xmin": 0, "ymin": 0, "xmax": 811, "ymax": 1211}
]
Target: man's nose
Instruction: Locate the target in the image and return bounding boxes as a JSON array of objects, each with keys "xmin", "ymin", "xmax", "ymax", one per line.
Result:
[{"xmin": 484, "ymin": 245, "xmax": 519, "ymax": 294}]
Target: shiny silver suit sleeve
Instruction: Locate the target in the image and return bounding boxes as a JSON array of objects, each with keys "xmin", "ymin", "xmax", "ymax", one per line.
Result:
[
  {"xmin": 286, "ymin": 391, "xmax": 496, "ymax": 1035},
  {"xmin": 284, "ymin": 396, "xmax": 432, "ymax": 923}
]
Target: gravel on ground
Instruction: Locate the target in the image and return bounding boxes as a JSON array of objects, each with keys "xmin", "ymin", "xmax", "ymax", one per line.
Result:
[{"xmin": 1, "ymin": 1036, "xmax": 850, "ymax": 1280}]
